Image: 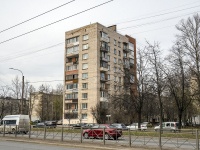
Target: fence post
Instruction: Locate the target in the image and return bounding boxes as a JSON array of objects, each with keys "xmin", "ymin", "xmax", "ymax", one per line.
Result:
[
  {"xmin": 3, "ymin": 124, "xmax": 5, "ymax": 137},
  {"xmin": 80, "ymin": 127, "xmax": 83, "ymax": 143},
  {"xmin": 15, "ymin": 125, "xmax": 17, "ymax": 137},
  {"xmin": 103, "ymin": 128, "xmax": 105, "ymax": 145},
  {"xmin": 196, "ymin": 129, "xmax": 199, "ymax": 150},
  {"xmin": 128, "ymin": 128, "xmax": 131, "ymax": 147},
  {"xmin": 29, "ymin": 124, "xmax": 31, "ymax": 139},
  {"xmin": 61, "ymin": 126, "xmax": 63, "ymax": 141},
  {"xmin": 44, "ymin": 126, "xmax": 46, "ymax": 140}
]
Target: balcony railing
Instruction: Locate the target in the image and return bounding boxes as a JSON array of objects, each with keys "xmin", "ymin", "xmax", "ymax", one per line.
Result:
[
  {"xmin": 100, "ymin": 37, "xmax": 109, "ymax": 43},
  {"xmin": 100, "ymin": 57, "xmax": 108, "ymax": 62},
  {"xmin": 100, "ymin": 46, "xmax": 109, "ymax": 52},
  {"xmin": 100, "ymin": 67, "xmax": 108, "ymax": 72},
  {"xmin": 100, "ymin": 97, "xmax": 108, "ymax": 102}
]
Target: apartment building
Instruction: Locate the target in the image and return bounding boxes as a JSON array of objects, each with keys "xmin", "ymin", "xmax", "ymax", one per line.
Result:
[{"xmin": 63, "ymin": 23, "xmax": 136, "ymax": 125}]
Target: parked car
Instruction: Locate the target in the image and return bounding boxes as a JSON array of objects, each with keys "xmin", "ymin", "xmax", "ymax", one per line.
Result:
[
  {"xmin": 45, "ymin": 121, "xmax": 57, "ymax": 128},
  {"xmin": 72, "ymin": 123, "xmax": 87, "ymax": 129},
  {"xmin": 127, "ymin": 123, "xmax": 147, "ymax": 131},
  {"xmin": 33, "ymin": 122, "xmax": 46, "ymax": 128},
  {"xmin": 111, "ymin": 123, "xmax": 128, "ymax": 130},
  {"xmin": 154, "ymin": 122, "xmax": 179, "ymax": 132},
  {"xmin": 83, "ymin": 124, "xmax": 122, "ymax": 140}
]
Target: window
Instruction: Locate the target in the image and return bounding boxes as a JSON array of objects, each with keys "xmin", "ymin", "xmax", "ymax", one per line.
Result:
[
  {"xmin": 83, "ymin": 44, "xmax": 89, "ymax": 50},
  {"xmin": 118, "ymin": 59, "xmax": 122, "ymax": 64},
  {"xmin": 100, "ymin": 62, "xmax": 108, "ymax": 68},
  {"xmin": 118, "ymin": 50, "xmax": 121, "ymax": 56},
  {"xmin": 66, "ymin": 45, "xmax": 79, "ymax": 54},
  {"xmin": 82, "ymin": 103, "xmax": 88, "ymax": 109},
  {"xmin": 66, "ymin": 93, "xmax": 78, "ymax": 99},
  {"xmin": 119, "ymin": 77, "xmax": 121, "ymax": 83},
  {"xmin": 101, "ymin": 83, "xmax": 105, "ymax": 89},
  {"xmin": 107, "ymin": 74, "xmax": 110, "ymax": 80},
  {"xmin": 114, "ymin": 57, "xmax": 117, "ymax": 63},
  {"xmin": 101, "ymin": 31, "xmax": 108, "ymax": 38},
  {"xmin": 66, "ymin": 83, "xmax": 78, "ymax": 89},
  {"xmin": 100, "ymin": 72, "xmax": 105, "ymax": 80},
  {"xmin": 66, "ymin": 65, "xmax": 78, "ymax": 71},
  {"xmin": 82, "ymin": 83, "xmax": 88, "ymax": 89},
  {"xmin": 114, "ymin": 67, "xmax": 117, "ymax": 72},
  {"xmin": 82, "ymin": 114, "xmax": 87, "ymax": 119},
  {"xmin": 114, "ymin": 39, "xmax": 116, "ymax": 45},
  {"xmin": 108, "ymin": 65, "xmax": 110, "ymax": 71},
  {"xmin": 67, "ymin": 36, "xmax": 79, "ymax": 44},
  {"xmin": 82, "ymin": 73, "xmax": 88, "ymax": 79},
  {"xmin": 66, "ymin": 74, "xmax": 78, "ymax": 80},
  {"xmin": 118, "ymin": 42, "xmax": 121, "ymax": 47},
  {"xmin": 114, "ymin": 76, "xmax": 117, "ymax": 82},
  {"xmin": 101, "ymin": 91, "xmax": 107, "ymax": 97},
  {"xmin": 114, "ymin": 49, "xmax": 117, "ymax": 55},
  {"xmin": 82, "ymin": 63, "xmax": 88, "ymax": 70},
  {"xmin": 114, "ymin": 85, "xmax": 117, "ymax": 90},
  {"xmin": 83, "ymin": 34, "xmax": 88, "ymax": 40},
  {"xmin": 82, "ymin": 53, "xmax": 88, "ymax": 60},
  {"xmin": 129, "ymin": 42, "xmax": 134, "ymax": 50},
  {"xmin": 107, "ymin": 55, "xmax": 110, "ymax": 61},
  {"xmin": 82, "ymin": 93, "xmax": 88, "ymax": 99}
]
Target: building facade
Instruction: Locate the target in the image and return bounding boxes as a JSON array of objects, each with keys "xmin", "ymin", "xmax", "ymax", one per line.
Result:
[
  {"xmin": 63, "ymin": 23, "xmax": 136, "ymax": 125},
  {"xmin": 30, "ymin": 92, "xmax": 63, "ymax": 122}
]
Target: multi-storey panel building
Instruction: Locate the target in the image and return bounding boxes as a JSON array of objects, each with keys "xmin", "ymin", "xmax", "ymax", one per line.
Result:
[{"xmin": 63, "ymin": 23, "xmax": 136, "ymax": 125}]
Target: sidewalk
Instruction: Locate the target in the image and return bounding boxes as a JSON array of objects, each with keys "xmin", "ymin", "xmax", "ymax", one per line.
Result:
[{"xmin": 0, "ymin": 136, "xmax": 173, "ymax": 150}]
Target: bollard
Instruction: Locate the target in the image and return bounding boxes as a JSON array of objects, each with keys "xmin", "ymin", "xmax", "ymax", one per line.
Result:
[
  {"xmin": 128, "ymin": 128, "xmax": 131, "ymax": 147},
  {"xmin": 61, "ymin": 126, "xmax": 63, "ymax": 141},
  {"xmin": 103, "ymin": 128, "xmax": 105, "ymax": 145},
  {"xmin": 44, "ymin": 126, "xmax": 46, "ymax": 140},
  {"xmin": 3, "ymin": 124, "xmax": 5, "ymax": 137},
  {"xmin": 80, "ymin": 127, "xmax": 83, "ymax": 143},
  {"xmin": 196, "ymin": 129, "xmax": 199, "ymax": 150}
]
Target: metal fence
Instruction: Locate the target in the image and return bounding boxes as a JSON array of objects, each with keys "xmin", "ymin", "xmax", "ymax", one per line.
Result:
[{"xmin": 0, "ymin": 125, "xmax": 199, "ymax": 150}]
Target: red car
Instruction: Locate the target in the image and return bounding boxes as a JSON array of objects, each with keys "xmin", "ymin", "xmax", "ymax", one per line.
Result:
[{"xmin": 82, "ymin": 124, "xmax": 122, "ymax": 140}]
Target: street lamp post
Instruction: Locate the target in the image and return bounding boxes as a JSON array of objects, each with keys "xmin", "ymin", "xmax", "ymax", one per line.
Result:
[{"xmin": 9, "ymin": 68, "xmax": 24, "ymax": 114}]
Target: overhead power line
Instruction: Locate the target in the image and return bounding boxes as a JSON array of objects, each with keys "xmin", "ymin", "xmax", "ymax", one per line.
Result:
[
  {"xmin": 0, "ymin": 0, "xmax": 75, "ymax": 34},
  {"xmin": 0, "ymin": 42, "xmax": 64, "ymax": 63},
  {"xmin": 116, "ymin": 4, "xmax": 200, "ymax": 25},
  {"xmin": 0, "ymin": 0, "xmax": 113, "ymax": 45},
  {"xmin": 118, "ymin": 11, "xmax": 200, "ymax": 31}
]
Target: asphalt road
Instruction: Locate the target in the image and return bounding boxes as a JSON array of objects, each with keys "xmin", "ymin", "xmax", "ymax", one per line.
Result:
[{"xmin": 0, "ymin": 140, "xmax": 86, "ymax": 150}]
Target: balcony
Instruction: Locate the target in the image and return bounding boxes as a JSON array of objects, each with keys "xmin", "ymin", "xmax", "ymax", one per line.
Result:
[
  {"xmin": 100, "ymin": 97, "xmax": 108, "ymax": 102},
  {"xmin": 66, "ymin": 88, "xmax": 78, "ymax": 93},
  {"xmin": 66, "ymin": 51, "xmax": 79, "ymax": 57},
  {"xmin": 100, "ymin": 57, "xmax": 108, "ymax": 62},
  {"xmin": 100, "ymin": 67, "xmax": 108, "ymax": 72},
  {"xmin": 100, "ymin": 77, "xmax": 107, "ymax": 82},
  {"xmin": 100, "ymin": 37, "xmax": 109, "ymax": 43},
  {"xmin": 64, "ymin": 109, "xmax": 78, "ymax": 113},
  {"xmin": 67, "ymin": 41, "xmax": 79, "ymax": 47},
  {"xmin": 100, "ymin": 46, "xmax": 109, "ymax": 52}
]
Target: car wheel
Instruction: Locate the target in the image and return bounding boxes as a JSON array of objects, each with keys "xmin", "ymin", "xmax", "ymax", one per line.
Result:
[
  {"xmin": 83, "ymin": 132, "xmax": 89, "ymax": 139},
  {"xmin": 105, "ymin": 133, "xmax": 110, "ymax": 140}
]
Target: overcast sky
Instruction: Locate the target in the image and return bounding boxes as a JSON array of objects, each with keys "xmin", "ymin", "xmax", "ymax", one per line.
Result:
[{"xmin": 0, "ymin": 0, "xmax": 199, "ymax": 90}]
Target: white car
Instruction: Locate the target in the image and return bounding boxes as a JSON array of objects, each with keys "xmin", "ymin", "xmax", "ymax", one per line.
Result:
[
  {"xmin": 154, "ymin": 122, "xmax": 179, "ymax": 132},
  {"xmin": 127, "ymin": 123, "xmax": 147, "ymax": 131}
]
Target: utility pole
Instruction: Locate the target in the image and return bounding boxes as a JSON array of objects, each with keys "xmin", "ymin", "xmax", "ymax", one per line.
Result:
[{"xmin": 9, "ymin": 68, "xmax": 24, "ymax": 114}]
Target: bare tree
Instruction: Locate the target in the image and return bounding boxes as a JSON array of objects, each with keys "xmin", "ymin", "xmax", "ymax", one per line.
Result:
[
  {"xmin": 165, "ymin": 41, "xmax": 192, "ymax": 128},
  {"xmin": 176, "ymin": 14, "xmax": 200, "ymax": 104},
  {"xmin": 146, "ymin": 41, "xmax": 166, "ymax": 148}
]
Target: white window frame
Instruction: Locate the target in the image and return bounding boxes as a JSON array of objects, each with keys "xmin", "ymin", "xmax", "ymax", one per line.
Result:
[
  {"xmin": 83, "ymin": 34, "xmax": 88, "ymax": 41},
  {"xmin": 82, "ymin": 63, "xmax": 88, "ymax": 70},
  {"xmin": 82, "ymin": 53, "xmax": 88, "ymax": 60},
  {"xmin": 83, "ymin": 44, "xmax": 89, "ymax": 50},
  {"xmin": 82, "ymin": 73, "xmax": 88, "ymax": 79},
  {"xmin": 82, "ymin": 83, "xmax": 88, "ymax": 89},
  {"xmin": 82, "ymin": 93, "xmax": 88, "ymax": 99},
  {"xmin": 82, "ymin": 103, "xmax": 88, "ymax": 109}
]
